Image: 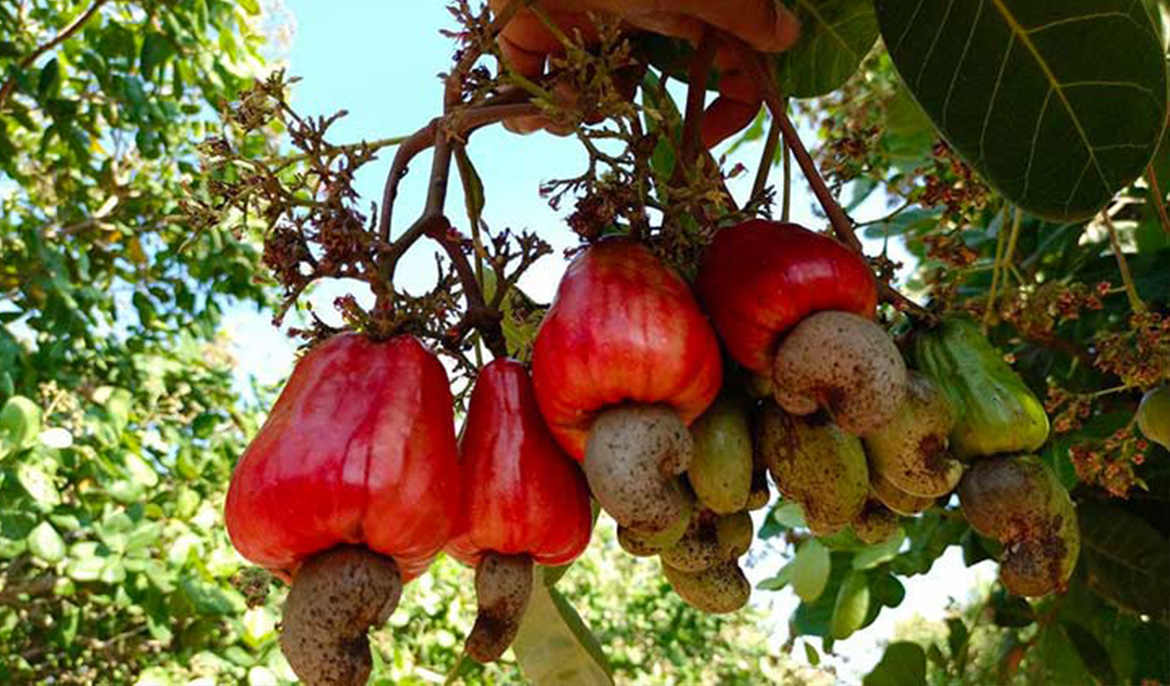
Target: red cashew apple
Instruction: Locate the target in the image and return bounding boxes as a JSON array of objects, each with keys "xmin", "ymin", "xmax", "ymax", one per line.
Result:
[
  {"xmin": 696, "ymin": 220, "xmax": 907, "ymax": 435},
  {"xmin": 446, "ymin": 359, "xmax": 593, "ymax": 663},
  {"xmin": 225, "ymin": 334, "xmax": 460, "ymax": 686},
  {"xmin": 533, "ymin": 238, "xmax": 723, "ymax": 535}
]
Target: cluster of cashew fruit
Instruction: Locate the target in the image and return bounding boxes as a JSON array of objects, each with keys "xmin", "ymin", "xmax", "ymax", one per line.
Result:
[
  {"xmin": 614, "ymin": 396, "xmax": 767, "ymax": 613},
  {"xmin": 695, "ymin": 221, "xmax": 1078, "ymax": 599},
  {"xmin": 223, "ymin": 221, "xmax": 1084, "ymax": 686},
  {"xmin": 225, "ymin": 341, "xmax": 593, "ymax": 685}
]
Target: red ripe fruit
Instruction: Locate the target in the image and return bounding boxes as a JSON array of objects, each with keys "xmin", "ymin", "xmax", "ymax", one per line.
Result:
[
  {"xmin": 225, "ymin": 333, "xmax": 459, "ymax": 686},
  {"xmin": 695, "ymin": 219, "xmax": 878, "ymax": 375},
  {"xmin": 697, "ymin": 221, "xmax": 906, "ymax": 435},
  {"xmin": 533, "ymin": 238, "xmax": 722, "ymax": 535},
  {"xmin": 447, "ymin": 358, "xmax": 592, "ymax": 663}
]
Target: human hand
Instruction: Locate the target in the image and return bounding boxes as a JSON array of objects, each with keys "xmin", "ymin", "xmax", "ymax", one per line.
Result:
[{"xmin": 488, "ymin": 0, "xmax": 800, "ymax": 146}]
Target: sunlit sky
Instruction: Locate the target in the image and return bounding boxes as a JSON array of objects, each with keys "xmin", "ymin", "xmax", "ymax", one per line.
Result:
[{"xmin": 221, "ymin": 2, "xmax": 996, "ymax": 681}]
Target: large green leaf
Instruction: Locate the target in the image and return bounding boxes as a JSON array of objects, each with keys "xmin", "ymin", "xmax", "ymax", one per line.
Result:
[
  {"xmin": 512, "ymin": 578, "xmax": 613, "ymax": 685},
  {"xmin": 773, "ymin": 0, "xmax": 881, "ymax": 97},
  {"xmin": 875, "ymin": 0, "xmax": 1168, "ymax": 220},
  {"xmin": 862, "ymin": 642, "xmax": 927, "ymax": 686},
  {"xmin": 1078, "ymin": 501, "xmax": 1170, "ymax": 622}
]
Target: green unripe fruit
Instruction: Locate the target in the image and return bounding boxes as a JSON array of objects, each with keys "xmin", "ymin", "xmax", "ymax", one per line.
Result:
[
  {"xmin": 688, "ymin": 396, "xmax": 754, "ymax": 514},
  {"xmin": 852, "ymin": 501, "xmax": 899, "ymax": 545},
  {"xmin": 864, "ymin": 372, "xmax": 964, "ymax": 497},
  {"xmin": 1137, "ymin": 386, "xmax": 1170, "ymax": 451},
  {"xmin": 958, "ymin": 455, "xmax": 1079, "ymax": 597},
  {"xmin": 870, "ymin": 472, "xmax": 934, "ymax": 516},
  {"xmin": 659, "ymin": 509, "xmax": 751, "ymax": 572},
  {"xmin": 662, "ymin": 559, "xmax": 750, "ymax": 614},
  {"xmin": 755, "ymin": 405, "xmax": 869, "ymax": 536},
  {"xmin": 914, "ymin": 318, "xmax": 1049, "ymax": 459},
  {"xmin": 617, "ymin": 484, "xmax": 694, "ymax": 557}
]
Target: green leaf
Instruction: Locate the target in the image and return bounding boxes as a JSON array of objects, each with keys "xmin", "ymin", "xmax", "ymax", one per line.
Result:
[
  {"xmin": 1061, "ymin": 620, "xmax": 1118, "ymax": 686},
  {"xmin": 28, "ymin": 521, "xmax": 66, "ymax": 564},
  {"xmin": 831, "ymin": 570, "xmax": 870, "ymax": 640},
  {"xmin": 863, "ymin": 641, "xmax": 927, "ymax": 686},
  {"xmin": 875, "ymin": 0, "xmax": 1168, "ymax": 220},
  {"xmin": 38, "ymin": 59, "xmax": 62, "ymax": 99},
  {"xmin": 757, "ymin": 561, "xmax": 793, "ymax": 591},
  {"xmin": 991, "ymin": 590, "xmax": 1035, "ymax": 627},
  {"xmin": 140, "ymin": 33, "xmax": 176, "ymax": 82},
  {"xmin": 66, "ymin": 542, "xmax": 105, "ymax": 582},
  {"xmin": 773, "ymin": 0, "xmax": 881, "ymax": 97},
  {"xmin": 1, "ymin": 395, "xmax": 42, "ymax": 455},
  {"xmin": 853, "ymin": 528, "xmax": 907, "ymax": 570},
  {"xmin": 512, "ymin": 578, "xmax": 613, "ymax": 685},
  {"xmin": 870, "ymin": 572, "xmax": 906, "ymax": 609},
  {"xmin": 804, "ymin": 640, "xmax": 821, "ymax": 667},
  {"xmin": 773, "ymin": 501, "xmax": 808, "ymax": 528},
  {"xmin": 1078, "ymin": 501, "xmax": 1170, "ymax": 622},
  {"xmin": 17, "ymin": 462, "xmax": 60, "ymax": 507},
  {"xmin": 237, "ymin": 0, "xmax": 262, "ymax": 15},
  {"xmin": 793, "ymin": 539, "xmax": 832, "ymax": 602}
]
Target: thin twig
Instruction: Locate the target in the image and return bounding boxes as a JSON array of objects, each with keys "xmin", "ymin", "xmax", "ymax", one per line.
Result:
[
  {"xmin": 1146, "ymin": 162, "xmax": 1170, "ymax": 235},
  {"xmin": 680, "ymin": 27, "xmax": 717, "ymax": 174},
  {"xmin": 729, "ymin": 35, "xmax": 935, "ymax": 323},
  {"xmin": 984, "ymin": 205, "xmax": 1010, "ymax": 327},
  {"xmin": 0, "ymin": 0, "xmax": 111, "ymax": 110},
  {"xmin": 781, "ymin": 133, "xmax": 791, "ymax": 222},
  {"xmin": 751, "ymin": 116, "xmax": 781, "ymax": 204},
  {"xmin": 1101, "ymin": 210, "xmax": 1146, "ymax": 313},
  {"xmin": 377, "ymin": 100, "xmax": 540, "ymax": 242},
  {"xmin": 732, "ymin": 39, "xmax": 862, "ymax": 253}
]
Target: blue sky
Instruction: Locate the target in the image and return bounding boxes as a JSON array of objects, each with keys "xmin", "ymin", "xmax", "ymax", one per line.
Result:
[{"xmin": 221, "ymin": 1, "xmax": 992, "ymax": 679}]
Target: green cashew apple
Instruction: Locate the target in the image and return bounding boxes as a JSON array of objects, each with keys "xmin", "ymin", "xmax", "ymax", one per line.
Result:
[
  {"xmin": 687, "ymin": 396, "xmax": 754, "ymax": 514},
  {"xmin": 617, "ymin": 484, "xmax": 694, "ymax": 557},
  {"xmin": 864, "ymin": 372, "xmax": 964, "ymax": 497},
  {"xmin": 957, "ymin": 455, "xmax": 1079, "ymax": 597},
  {"xmin": 1137, "ymin": 386, "xmax": 1170, "ymax": 451},
  {"xmin": 870, "ymin": 472, "xmax": 934, "ymax": 516},
  {"xmin": 755, "ymin": 405, "xmax": 869, "ymax": 536},
  {"xmin": 659, "ymin": 509, "xmax": 753, "ymax": 572},
  {"xmin": 852, "ymin": 500, "xmax": 899, "ymax": 544},
  {"xmin": 914, "ymin": 317, "xmax": 1049, "ymax": 459},
  {"xmin": 662, "ymin": 559, "xmax": 751, "ymax": 614}
]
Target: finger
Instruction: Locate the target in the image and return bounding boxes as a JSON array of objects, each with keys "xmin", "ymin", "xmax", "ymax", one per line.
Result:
[
  {"xmin": 498, "ymin": 34, "xmax": 548, "ymax": 78},
  {"xmin": 617, "ymin": 1, "xmax": 800, "ymax": 54},
  {"xmin": 659, "ymin": 0, "xmax": 800, "ymax": 53},
  {"xmin": 701, "ymin": 96, "xmax": 762, "ymax": 149}
]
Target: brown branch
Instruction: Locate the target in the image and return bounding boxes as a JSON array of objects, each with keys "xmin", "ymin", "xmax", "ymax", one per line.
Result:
[
  {"xmin": 751, "ymin": 116, "xmax": 781, "ymax": 204},
  {"xmin": 1146, "ymin": 162, "xmax": 1170, "ymax": 235},
  {"xmin": 728, "ymin": 35, "xmax": 937, "ymax": 324},
  {"xmin": 377, "ymin": 100, "xmax": 541, "ymax": 246},
  {"xmin": 680, "ymin": 27, "xmax": 717, "ymax": 174},
  {"xmin": 1101, "ymin": 210, "xmax": 1146, "ymax": 313},
  {"xmin": 732, "ymin": 40, "xmax": 862, "ymax": 253},
  {"xmin": 0, "ymin": 0, "xmax": 111, "ymax": 110}
]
